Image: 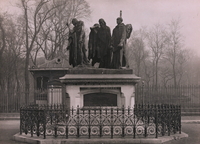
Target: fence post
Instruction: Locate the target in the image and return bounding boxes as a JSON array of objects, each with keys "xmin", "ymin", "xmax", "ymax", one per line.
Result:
[
  {"xmin": 99, "ymin": 106, "xmax": 102, "ymax": 138},
  {"xmin": 162, "ymin": 105, "xmax": 165, "ymax": 136},
  {"xmin": 88, "ymin": 107, "xmax": 91, "ymax": 139},
  {"xmin": 19, "ymin": 107, "xmax": 23, "ymax": 135},
  {"xmin": 54, "ymin": 125, "xmax": 57, "ymax": 138},
  {"xmin": 167, "ymin": 104, "xmax": 171, "ymax": 136},
  {"xmin": 31, "ymin": 113, "xmax": 33, "ymax": 137},
  {"xmin": 133, "ymin": 105, "xmax": 136, "ymax": 139},
  {"xmin": 111, "ymin": 107, "xmax": 113, "ymax": 139},
  {"xmin": 173, "ymin": 105, "xmax": 177, "ymax": 134},
  {"xmin": 24, "ymin": 108, "xmax": 28, "ymax": 135},
  {"xmin": 144, "ymin": 104, "xmax": 148, "ymax": 137},
  {"xmin": 20, "ymin": 107, "xmax": 22, "ymax": 135},
  {"xmin": 36, "ymin": 109, "xmax": 40, "ymax": 137},
  {"xmin": 122, "ymin": 105, "xmax": 125, "ymax": 138},
  {"xmin": 77, "ymin": 105, "xmax": 80, "ymax": 138},
  {"xmin": 155, "ymin": 105, "xmax": 158, "ymax": 138},
  {"xmin": 65, "ymin": 107, "xmax": 69, "ymax": 139},
  {"xmin": 43, "ymin": 109, "xmax": 46, "ymax": 139},
  {"xmin": 179, "ymin": 105, "xmax": 181, "ymax": 134}
]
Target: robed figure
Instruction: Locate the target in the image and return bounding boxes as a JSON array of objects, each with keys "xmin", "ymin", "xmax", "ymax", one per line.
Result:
[
  {"xmin": 88, "ymin": 24, "xmax": 100, "ymax": 66},
  {"xmin": 110, "ymin": 17, "xmax": 132, "ymax": 69},
  {"xmin": 110, "ymin": 17, "xmax": 127, "ymax": 69},
  {"xmin": 97, "ymin": 19, "xmax": 112, "ymax": 68},
  {"xmin": 67, "ymin": 18, "xmax": 88, "ymax": 67}
]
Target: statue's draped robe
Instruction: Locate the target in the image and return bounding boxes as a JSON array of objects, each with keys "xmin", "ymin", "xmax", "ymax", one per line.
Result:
[
  {"xmin": 68, "ymin": 22, "xmax": 88, "ymax": 67},
  {"xmin": 97, "ymin": 26, "xmax": 112, "ymax": 68},
  {"xmin": 88, "ymin": 27, "xmax": 100, "ymax": 66},
  {"xmin": 111, "ymin": 23, "xmax": 127, "ymax": 69}
]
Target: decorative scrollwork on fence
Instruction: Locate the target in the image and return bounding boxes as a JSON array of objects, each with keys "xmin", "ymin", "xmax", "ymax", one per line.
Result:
[{"xmin": 20, "ymin": 104, "xmax": 181, "ymax": 139}]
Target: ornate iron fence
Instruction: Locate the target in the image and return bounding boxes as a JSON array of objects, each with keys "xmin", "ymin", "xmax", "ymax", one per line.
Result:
[{"xmin": 20, "ymin": 104, "xmax": 181, "ymax": 139}]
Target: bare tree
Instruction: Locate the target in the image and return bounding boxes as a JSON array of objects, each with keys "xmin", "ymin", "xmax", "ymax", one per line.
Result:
[
  {"xmin": 185, "ymin": 52, "xmax": 200, "ymax": 85},
  {"xmin": 147, "ymin": 24, "xmax": 167, "ymax": 88},
  {"xmin": 0, "ymin": 13, "xmax": 25, "ymax": 111},
  {"xmin": 33, "ymin": 0, "xmax": 91, "ymax": 62},
  {"xmin": 176, "ymin": 49, "xmax": 190, "ymax": 85},
  {"xmin": 159, "ymin": 65, "xmax": 173, "ymax": 87},
  {"xmin": 18, "ymin": 0, "xmax": 91, "ymax": 104},
  {"xmin": 128, "ymin": 37, "xmax": 146, "ymax": 76},
  {"xmin": 164, "ymin": 19, "xmax": 188, "ymax": 87},
  {"xmin": 0, "ymin": 13, "xmax": 7, "ymax": 111},
  {"xmin": 0, "ymin": 13, "xmax": 6, "ymax": 74},
  {"xmin": 128, "ymin": 27, "xmax": 154, "ymax": 86},
  {"xmin": 142, "ymin": 59, "xmax": 155, "ymax": 86},
  {"xmin": 20, "ymin": 0, "xmax": 62, "ymax": 104}
]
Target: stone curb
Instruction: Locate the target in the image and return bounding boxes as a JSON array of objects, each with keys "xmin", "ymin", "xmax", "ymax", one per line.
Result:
[
  {"xmin": 181, "ymin": 120, "xmax": 200, "ymax": 124},
  {"xmin": 12, "ymin": 132, "xmax": 188, "ymax": 144},
  {"xmin": 0, "ymin": 117, "xmax": 20, "ymax": 120}
]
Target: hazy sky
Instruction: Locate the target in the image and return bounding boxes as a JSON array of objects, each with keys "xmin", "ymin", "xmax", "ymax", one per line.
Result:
[{"xmin": 0, "ymin": 0, "xmax": 200, "ymax": 54}]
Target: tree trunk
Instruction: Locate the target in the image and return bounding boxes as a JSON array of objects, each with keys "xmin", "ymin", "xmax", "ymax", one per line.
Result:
[
  {"xmin": 173, "ymin": 63, "xmax": 177, "ymax": 88},
  {"xmin": 25, "ymin": 52, "xmax": 30, "ymax": 105},
  {"xmin": 155, "ymin": 59, "xmax": 158, "ymax": 90}
]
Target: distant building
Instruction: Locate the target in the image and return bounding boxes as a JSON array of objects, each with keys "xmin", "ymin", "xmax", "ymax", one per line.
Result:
[{"xmin": 29, "ymin": 56, "xmax": 72, "ymax": 105}]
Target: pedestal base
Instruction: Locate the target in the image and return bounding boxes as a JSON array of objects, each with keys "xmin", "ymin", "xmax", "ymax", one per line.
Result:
[{"xmin": 60, "ymin": 68, "xmax": 140, "ymax": 108}]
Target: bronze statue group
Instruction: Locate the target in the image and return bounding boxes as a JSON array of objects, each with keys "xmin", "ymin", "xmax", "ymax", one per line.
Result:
[{"xmin": 67, "ymin": 17, "xmax": 132, "ymax": 69}]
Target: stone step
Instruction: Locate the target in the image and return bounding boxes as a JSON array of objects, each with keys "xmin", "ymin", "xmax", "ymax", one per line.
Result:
[{"xmin": 0, "ymin": 113, "xmax": 20, "ymax": 120}]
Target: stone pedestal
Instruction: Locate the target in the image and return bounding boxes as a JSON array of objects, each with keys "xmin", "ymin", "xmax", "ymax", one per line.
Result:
[{"xmin": 60, "ymin": 68, "xmax": 140, "ymax": 108}]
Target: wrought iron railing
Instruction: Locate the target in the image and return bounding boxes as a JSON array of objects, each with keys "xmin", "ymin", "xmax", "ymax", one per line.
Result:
[
  {"xmin": 20, "ymin": 104, "xmax": 181, "ymax": 139},
  {"xmin": 135, "ymin": 85, "xmax": 200, "ymax": 108}
]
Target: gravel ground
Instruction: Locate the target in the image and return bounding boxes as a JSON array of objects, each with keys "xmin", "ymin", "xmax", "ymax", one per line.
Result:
[{"xmin": 0, "ymin": 120, "xmax": 26, "ymax": 144}]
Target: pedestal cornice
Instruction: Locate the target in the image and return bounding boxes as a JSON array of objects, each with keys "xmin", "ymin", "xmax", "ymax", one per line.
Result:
[{"xmin": 59, "ymin": 68, "xmax": 140, "ymax": 85}]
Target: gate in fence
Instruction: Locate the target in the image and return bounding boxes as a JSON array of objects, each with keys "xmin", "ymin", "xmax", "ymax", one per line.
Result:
[{"xmin": 20, "ymin": 104, "xmax": 181, "ymax": 139}]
